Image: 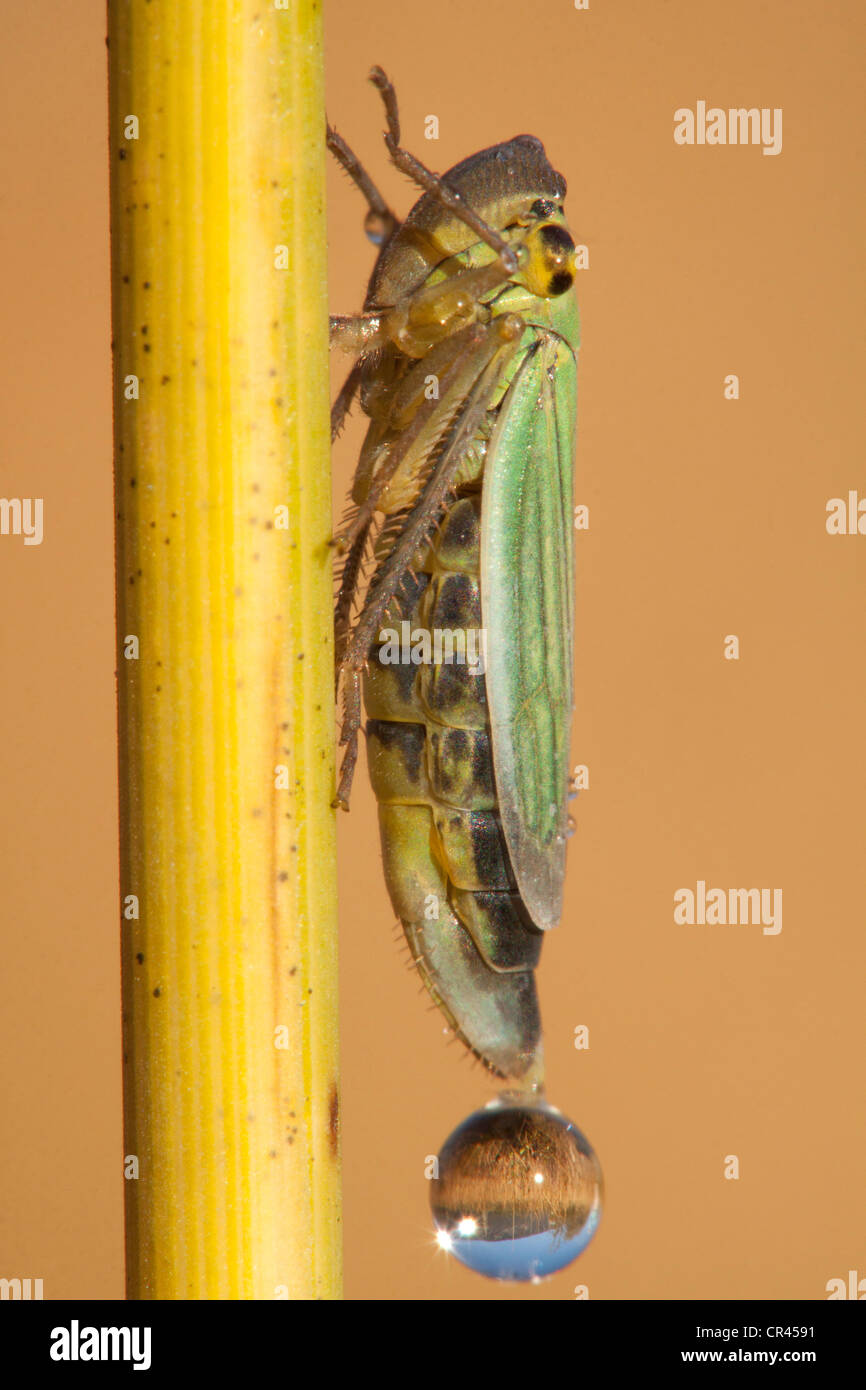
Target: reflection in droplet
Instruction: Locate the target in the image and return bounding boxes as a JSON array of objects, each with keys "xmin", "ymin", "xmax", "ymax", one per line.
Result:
[{"xmin": 430, "ymin": 1094, "xmax": 603, "ymax": 1282}]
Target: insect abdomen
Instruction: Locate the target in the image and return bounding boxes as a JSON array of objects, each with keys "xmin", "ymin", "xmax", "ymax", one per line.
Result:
[{"xmin": 363, "ymin": 493, "xmax": 544, "ymax": 1081}]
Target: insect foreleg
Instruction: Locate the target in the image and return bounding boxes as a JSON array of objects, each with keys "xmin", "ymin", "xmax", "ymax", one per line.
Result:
[
  {"xmin": 369, "ymin": 66, "xmax": 518, "ymax": 270},
  {"xmin": 326, "ymin": 123, "xmax": 398, "ymax": 247},
  {"xmin": 330, "ymin": 313, "xmax": 385, "ymax": 355},
  {"xmin": 386, "ymin": 255, "xmax": 523, "ymax": 358},
  {"xmin": 332, "ymin": 250, "xmax": 520, "ymax": 365},
  {"xmin": 367, "ymin": 64, "xmax": 402, "ymax": 146}
]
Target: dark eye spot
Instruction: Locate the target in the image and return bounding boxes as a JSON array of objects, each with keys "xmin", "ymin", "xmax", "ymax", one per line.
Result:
[
  {"xmin": 539, "ymin": 223, "xmax": 574, "ymax": 254},
  {"xmin": 529, "ymin": 198, "xmax": 557, "ymax": 219},
  {"xmin": 549, "ymin": 270, "xmax": 573, "ymax": 296}
]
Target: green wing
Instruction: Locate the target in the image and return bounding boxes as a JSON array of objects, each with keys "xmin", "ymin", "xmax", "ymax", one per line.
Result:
[{"xmin": 480, "ymin": 330, "xmax": 577, "ymax": 930}]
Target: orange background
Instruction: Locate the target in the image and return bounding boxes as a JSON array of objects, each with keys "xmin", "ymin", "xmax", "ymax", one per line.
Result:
[{"xmin": 1, "ymin": 0, "xmax": 864, "ymax": 1300}]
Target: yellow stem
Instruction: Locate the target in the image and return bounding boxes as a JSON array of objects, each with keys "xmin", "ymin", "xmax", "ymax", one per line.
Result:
[{"xmin": 109, "ymin": 0, "xmax": 340, "ymax": 1299}]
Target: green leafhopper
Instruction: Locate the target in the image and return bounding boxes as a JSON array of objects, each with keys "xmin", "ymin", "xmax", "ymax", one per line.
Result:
[{"xmin": 330, "ymin": 68, "xmax": 580, "ymax": 1088}]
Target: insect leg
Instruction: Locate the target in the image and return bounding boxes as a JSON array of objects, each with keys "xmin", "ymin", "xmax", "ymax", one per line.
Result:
[
  {"xmin": 331, "ymin": 361, "xmax": 362, "ymax": 442},
  {"xmin": 334, "ymin": 665, "xmax": 363, "ymax": 810},
  {"xmin": 332, "ymin": 331, "xmax": 515, "ymax": 728},
  {"xmin": 333, "ymin": 516, "xmax": 372, "ymax": 683},
  {"xmin": 326, "ymin": 123, "xmax": 399, "ymax": 247},
  {"xmin": 335, "ymin": 315, "xmax": 525, "ymax": 807},
  {"xmin": 344, "ymin": 320, "xmax": 525, "ymax": 668},
  {"xmin": 385, "ymin": 257, "xmax": 523, "ymax": 359},
  {"xmin": 330, "ymin": 312, "xmax": 385, "ymax": 355},
  {"xmin": 333, "ymin": 322, "xmax": 500, "ymax": 554},
  {"xmin": 333, "ymin": 255, "xmax": 521, "ymax": 364},
  {"xmin": 369, "ymin": 66, "xmax": 518, "ymax": 271}
]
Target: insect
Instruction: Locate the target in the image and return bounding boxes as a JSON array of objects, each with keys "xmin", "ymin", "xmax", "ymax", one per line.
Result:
[{"xmin": 329, "ymin": 69, "xmax": 580, "ymax": 1086}]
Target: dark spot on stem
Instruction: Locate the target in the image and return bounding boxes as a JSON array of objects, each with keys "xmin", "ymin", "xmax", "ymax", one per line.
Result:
[{"xmin": 328, "ymin": 1084, "xmax": 340, "ymax": 1159}]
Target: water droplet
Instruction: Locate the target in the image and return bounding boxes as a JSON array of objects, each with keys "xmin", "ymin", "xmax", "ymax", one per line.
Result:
[
  {"xmin": 430, "ymin": 1094, "xmax": 603, "ymax": 1282},
  {"xmin": 364, "ymin": 209, "xmax": 390, "ymax": 246}
]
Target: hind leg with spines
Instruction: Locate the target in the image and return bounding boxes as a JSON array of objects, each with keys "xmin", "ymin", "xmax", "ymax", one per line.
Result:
[{"xmin": 334, "ymin": 317, "xmax": 524, "ymax": 808}]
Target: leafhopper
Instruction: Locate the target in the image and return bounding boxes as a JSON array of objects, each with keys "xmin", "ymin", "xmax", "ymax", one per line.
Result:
[{"xmin": 330, "ymin": 69, "xmax": 579, "ymax": 1087}]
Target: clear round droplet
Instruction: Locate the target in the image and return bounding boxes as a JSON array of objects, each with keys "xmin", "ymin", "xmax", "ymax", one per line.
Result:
[
  {"xmin": 364, "ymin": 209, "xmax": 390, "ymax": 246},
  {"xmin": 430, "ymin": 1094, "xmax": 603, "ymax": 1282}
]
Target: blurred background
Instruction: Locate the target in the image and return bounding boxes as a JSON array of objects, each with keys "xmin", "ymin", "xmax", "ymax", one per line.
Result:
[{"xmin": 1, "ymin": 0, "xmax": 864, "ymax": 1300}]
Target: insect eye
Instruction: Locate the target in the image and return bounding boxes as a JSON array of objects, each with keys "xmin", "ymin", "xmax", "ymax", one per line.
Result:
[
  {"xmin": 529, "ymin": 198, "xmax": 557, "ymax": 219},
  {"xmin": 520, "ymin": 222, "xmax": 576, "ymax": 298}
]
